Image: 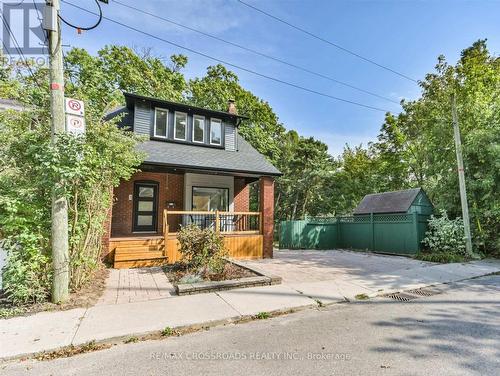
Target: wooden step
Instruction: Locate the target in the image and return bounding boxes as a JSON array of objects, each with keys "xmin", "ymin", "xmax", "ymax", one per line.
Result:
[
  {"xmin": 114, "ymin": 257, "xmax": 168, "ymax": 269},
  {"xmin": 113, "ymin": 245, "xmax": 164, "ymax": 253},
  {"xmin": 114, "ymin": 251, "xmax": 165, "ymax": 261},
  {"xmin": 110, "ymin": 238, "xmax": 164, "ymax": 248}
]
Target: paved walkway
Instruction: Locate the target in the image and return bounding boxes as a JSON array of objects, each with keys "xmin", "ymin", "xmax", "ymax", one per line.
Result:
[
  {"xmin": 1, "ymin": 250, "xmax": 499, "ymax": 360},
  {"xmin": 96, "ymin": 268, "xmax": 175, "ymax": 305}
]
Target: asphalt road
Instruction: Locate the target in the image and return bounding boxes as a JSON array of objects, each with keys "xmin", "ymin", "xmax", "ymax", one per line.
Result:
[{"xmin": 2, "ymin": 275, "xmax": 499, "ymax": 376}]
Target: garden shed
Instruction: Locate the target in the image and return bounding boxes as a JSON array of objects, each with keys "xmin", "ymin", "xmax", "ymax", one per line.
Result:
[
  {"xmin": 280, "ymin": 188, "xmax": 434, "ymax": 255},
  {"xmin": 353, "ymin": 188, "xmax": 433, "ymax": 216}
]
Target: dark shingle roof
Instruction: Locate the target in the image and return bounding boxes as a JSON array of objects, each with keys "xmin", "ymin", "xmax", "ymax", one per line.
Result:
[
  {"xmin": 353, "ymin": 188, "xmax": 422, "ymax": 214},
  {"xmin": 137, "ymin": 134, "xmax": 281, "ymax": 176}
]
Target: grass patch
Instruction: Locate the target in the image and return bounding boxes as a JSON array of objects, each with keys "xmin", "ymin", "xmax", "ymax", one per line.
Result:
[
  {"xmin": 124, "ymin": 336, "xmax": 139, "ymax": 344},
  {"xmin": 416, "ymin": 252, "xmax": 466, "ymax": 263},
  {"xmin": 314, "ymin": 299, "xmax": 324, "ymax": 307},
  {"xmin": 355, "ymin": 293, "xmax": 369, "ymax": 300},
  {"xmin": 0, "ymin": 306, "xmax": 30, "ymax": 319},
  {"xmin": 161, "ymin": 327, "xmax": 174, "ymax": 337},
  {"xmin": 255, "ymin": 311, "xmax": 270, "ymax": 320}
]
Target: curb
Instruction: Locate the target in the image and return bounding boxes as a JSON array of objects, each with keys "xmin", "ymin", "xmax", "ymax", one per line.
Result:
[{"xmin": 0, "ymin": 302, "xmax": 318, "ymax": 363}]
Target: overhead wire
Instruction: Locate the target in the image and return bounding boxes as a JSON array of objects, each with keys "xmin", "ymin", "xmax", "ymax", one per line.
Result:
[
  {"xmin": 112, "ymin": 0, "xmax": 399, "ymax": 105},
  {"xmin": 61, "ymin": 0, "xmax": 392, "ymax": 113},
  {"xmin": 237, "ymin": 0, "xmax": 418, "ymax": 83}
]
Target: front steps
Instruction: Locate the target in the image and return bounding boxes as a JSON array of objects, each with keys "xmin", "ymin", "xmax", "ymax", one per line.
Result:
[{"xmin": 110, "ymin": 236, "xmax": 168, "ymax": 269}]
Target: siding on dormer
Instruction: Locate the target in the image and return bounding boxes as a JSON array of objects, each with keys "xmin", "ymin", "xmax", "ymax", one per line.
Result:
[
  {"xmin": 133, "ymin": 101, "xmax": 151, "ymax": 135},
  {"xmin": 224, "ymin": 123, "xmax": 236, "ymax": 151}
]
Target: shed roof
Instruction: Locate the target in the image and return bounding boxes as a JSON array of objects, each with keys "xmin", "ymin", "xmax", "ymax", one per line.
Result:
[{"xmin": 353, "ymin": 188, "xmax": 423, "ymax": 215}]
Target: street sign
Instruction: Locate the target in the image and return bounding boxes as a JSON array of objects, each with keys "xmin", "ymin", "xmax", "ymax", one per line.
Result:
[
  {"xmin": 64, "ymin": 97, "xmax": 85, "ymax": 116},
  {"xmin": 65, "ymin": 114, "xmax": 86, "ymax": 135}
]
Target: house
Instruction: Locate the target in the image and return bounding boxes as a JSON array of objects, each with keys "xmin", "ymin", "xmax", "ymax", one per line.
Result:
[
  {"xmin": 103, "ymin": 93, "xmax": 281, "ymax": 268},
  {"xmin": 353, "ymin": 188, "xmax": 433, "ymax": 216}
]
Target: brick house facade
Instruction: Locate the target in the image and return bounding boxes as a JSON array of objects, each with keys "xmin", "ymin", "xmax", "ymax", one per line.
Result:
[{"xmin": 105, "ymin": 93, "xmax": 281, "ymax": 266}]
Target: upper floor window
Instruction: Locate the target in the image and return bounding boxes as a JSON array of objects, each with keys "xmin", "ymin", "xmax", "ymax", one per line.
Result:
[
  {"xmin": 174, "ymin": 111, "xmax": 187, "ymax": 140},
  {"xmin": 210, "ymin": 118, "xmax": 222, "ymax": 145},
  {"xmin": 193, "ymin": 115, "xmax": 205, "ymax": 143},
  {"xmin": 154, "ymin": 108, "xmax": 168, "ymax": 138}
]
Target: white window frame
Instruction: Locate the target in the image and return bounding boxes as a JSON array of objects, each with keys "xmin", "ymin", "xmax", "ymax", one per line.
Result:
[
  {"xmin": 192, "ymin": 115, "xmax": 205, "ymax": 144},
  {"xmin": 173, "ymin": 111, "xmax": 188, "ymax": 141},
  {"xmin": 153, "ymin": 107, "xmax": 169, "ymax": 139},
  {"xmin": 210, "ymin": 118, "xmax": 222, "ymax": 145}
]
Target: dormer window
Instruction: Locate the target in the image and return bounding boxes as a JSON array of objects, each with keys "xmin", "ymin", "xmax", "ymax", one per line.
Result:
[
  {"xmin": 154, "ymin": 108, "xmax": 168, "ymax": 138},
  {"xmin": 210, "ymin": 118, "xmax": 222, "ymax": 145},
  {"xmin": 174, "ymin": 111, "xmax": 187, "ymax": 140},
  {"xmin": 193, "ymin": 115, "xmax": 205, "ymax": 143}
]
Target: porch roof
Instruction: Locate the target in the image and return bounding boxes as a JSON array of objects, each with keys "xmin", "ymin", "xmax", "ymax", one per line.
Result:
[{"xmin": 137, "ymin": 135, "xmax": 282, "ymax": 177}]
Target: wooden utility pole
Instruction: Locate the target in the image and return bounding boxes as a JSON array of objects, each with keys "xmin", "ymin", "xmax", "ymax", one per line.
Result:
[
  {"xmin": 451, "ymin": 94, "xmax": 473, "ymax": 256},
  {"xmin": 47, "ymin": 0, "xmax": 69, "ymax": 302}
]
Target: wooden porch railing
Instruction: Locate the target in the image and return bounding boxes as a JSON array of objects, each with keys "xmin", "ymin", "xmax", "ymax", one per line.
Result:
[{"xmin": 163, "ymin": 210, "xmax": 262, "ymax": 241}]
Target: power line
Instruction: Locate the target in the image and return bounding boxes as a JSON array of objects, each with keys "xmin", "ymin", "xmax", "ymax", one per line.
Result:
[
  {"xmin": 237, "ymin": 0, "xmax": 418, "ymax": 83},
  {"xmin": 61, "ymin": 0, "xmax": 391, "ymax": 113},
  {"xmin": 113, "ymin": 0, "xmax": 399, "ymax": 105},
  {"xmin": 59, "ymin": 0, "xmax": 103, "ymax": 31}
]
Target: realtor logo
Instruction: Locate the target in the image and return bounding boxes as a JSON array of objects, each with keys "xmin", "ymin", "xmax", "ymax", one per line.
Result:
[{"xmin": 2, "ymin": 1, "xmax": 46, "ymax": 55}]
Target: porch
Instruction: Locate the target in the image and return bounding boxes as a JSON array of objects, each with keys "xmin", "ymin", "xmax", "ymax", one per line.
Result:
[
  {"xmin": 111, "ymin": 210, "xmax": 264, "ymax": 268},
  {"xmin": 104, "ymin": 168, "xmax": 275, "ymax": 268}
]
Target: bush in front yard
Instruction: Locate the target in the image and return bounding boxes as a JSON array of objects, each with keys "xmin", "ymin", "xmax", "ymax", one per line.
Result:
[
  {"xmin": 420, "ymin": 210, "xmax": 469, "ymax": 261},
  {"xmin": 176, "ymin": 224, "xmax": 228, "ymax": 276}
]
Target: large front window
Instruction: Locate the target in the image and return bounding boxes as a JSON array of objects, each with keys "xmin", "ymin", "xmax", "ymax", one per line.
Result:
[{"xmin": 192, "ymin": 187, "xmax": 228, "ymax": 211}]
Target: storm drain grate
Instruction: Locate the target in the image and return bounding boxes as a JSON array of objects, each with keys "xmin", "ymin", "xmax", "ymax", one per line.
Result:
[
  {"xmin": 383, "ymin": 292, "xmax": 419, "ymax": 302},
  {"xmin": 383, "ymin": 288, "xmax": 444, "ymax": 302},
  {"xmin": 406, "ymin": 288, "xmax": 442, "ymax": 297}
]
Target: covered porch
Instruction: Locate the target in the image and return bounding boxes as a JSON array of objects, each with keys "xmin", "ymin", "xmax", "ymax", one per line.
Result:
[{"xmin": 103, "ymin": 166, "xmax": 275, "ymax": 268}]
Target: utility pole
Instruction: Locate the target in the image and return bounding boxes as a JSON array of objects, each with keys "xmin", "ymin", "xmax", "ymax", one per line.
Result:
[
  {"xmin": 451, "ymin": 93, "xmax": 473, "ymax": 256},
  {"xmin": 46, "ymin": 0, "xmax": 69, "ymax": 302}
]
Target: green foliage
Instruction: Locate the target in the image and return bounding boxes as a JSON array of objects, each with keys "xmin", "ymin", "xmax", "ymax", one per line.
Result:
[
  {"xmin": 416, "ymin": 251, "xmax": 465, "ymax": 264},
  {"xmin": 255, "ymin": 311, "xmax": 270, "ymax": 319},
  {"xmin": 328, "ymin": 40, "xmax": 499, "ymax": 254},
  {"xmin": 422, "ymin": 210, "xmax": 468, "ymax": 258},
  {"xmin": 161, "ymin": 327, "xmax": 174, "ymax": 337},
  {"xmin": 1, "ymin": 237, "xmax": 51, "ymax": 304},
  {"xmin": 0, "ymin": 101, "xmax": 143, "ymax": 304},
  {"xmin": 176, "ymin": 224, "xmax": 228, "ymax": 275},
  {"xmin": 355, "ymin": 293, "xmax": 369, "ymax": 300}
]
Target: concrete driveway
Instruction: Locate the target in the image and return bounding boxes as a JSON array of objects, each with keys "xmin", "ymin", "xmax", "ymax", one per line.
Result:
[{"xmin": 240, "ymin": 249, "xmax": 500, "ymax": 304}]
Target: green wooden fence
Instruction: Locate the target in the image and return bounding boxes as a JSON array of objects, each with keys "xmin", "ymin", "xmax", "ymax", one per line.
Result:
[{"xmin": 279, "ymin": 213, "xmax": 430, "ymax": 255}]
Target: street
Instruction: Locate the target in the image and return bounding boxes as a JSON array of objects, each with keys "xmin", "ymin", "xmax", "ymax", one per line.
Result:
[{"xmin": 2, "ymin": 274, "xmax": 499, "ymax": 376}]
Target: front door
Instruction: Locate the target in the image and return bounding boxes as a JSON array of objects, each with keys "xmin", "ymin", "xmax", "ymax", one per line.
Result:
[{"xmin": 133, "ymin": 182, "xmax": 158, "ymax": 232}]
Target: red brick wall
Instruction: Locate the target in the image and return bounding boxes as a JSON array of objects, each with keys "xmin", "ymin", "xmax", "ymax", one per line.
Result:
[
  {"xmin": 111, "ymin": 171, "xmax": 184, "ymax": 237},
  {"xmin": 259, "ymin": 177, "xmax": 274, "ymax": 258},
  {"xmin": 234, "ymin": 177, "xmax": 250, "ymax": 212}
]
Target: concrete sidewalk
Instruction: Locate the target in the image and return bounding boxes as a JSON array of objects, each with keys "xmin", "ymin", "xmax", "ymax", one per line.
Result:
[{"xmin": 1, "ymin": 253, "xmax": 499, "ymax": 360}]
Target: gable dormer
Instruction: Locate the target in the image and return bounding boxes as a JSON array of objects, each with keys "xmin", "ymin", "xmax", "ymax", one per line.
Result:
[{"xmin": 124, "ymin": 93, "xmax": 247, "ymax": 152}]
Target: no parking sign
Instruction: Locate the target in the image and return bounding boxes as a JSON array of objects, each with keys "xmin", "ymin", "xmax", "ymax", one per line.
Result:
[{"xmin": 64, "ymin": 97, "xmax": 85, "ymax": 135}]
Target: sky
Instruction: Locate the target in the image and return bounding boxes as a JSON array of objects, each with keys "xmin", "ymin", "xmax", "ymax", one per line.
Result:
[{"xmin": 51, "ymin": 0, "xmax": 500, "ymax": 155}]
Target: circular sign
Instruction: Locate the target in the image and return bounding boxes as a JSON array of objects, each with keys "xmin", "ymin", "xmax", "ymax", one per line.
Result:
[
  {"xmin": 70, "ymin": 118, "xmax": 83, "ymax": 128},
  {"xmin": 68, "ymin": 99, "xmax": 82, "ymax": 111}
]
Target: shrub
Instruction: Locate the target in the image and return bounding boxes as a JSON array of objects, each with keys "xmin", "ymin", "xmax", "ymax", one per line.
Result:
[
  {"xmin": 0, "ymin": 107, "xmax": 143, "ymax": 305},
  {"xmin": 422, "ymin": 210, "xmax": 468, "ymax": 258},
  {"xmin": 176, "ymin": 224, "xmax": 228, "ymax": 276},
  {"xmin": 1, "ymin": 235, "xmax": 52, "ymax": 305}
]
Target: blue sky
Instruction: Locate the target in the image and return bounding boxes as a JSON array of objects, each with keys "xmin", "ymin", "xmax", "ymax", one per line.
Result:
[{"xmin": 59, "ymin": 0, "xmax": 500, "ymax": 156}]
